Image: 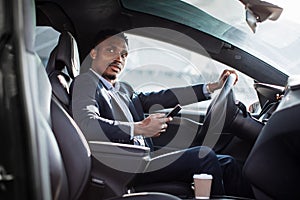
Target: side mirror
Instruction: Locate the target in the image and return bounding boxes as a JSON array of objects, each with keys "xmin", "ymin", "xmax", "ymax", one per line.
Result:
[{"xmin": 248, "ymin": 101, "xmax": 261, "ymax": 114}]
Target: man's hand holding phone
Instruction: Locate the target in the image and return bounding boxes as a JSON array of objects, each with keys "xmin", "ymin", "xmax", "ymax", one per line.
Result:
[{"xmin": 166, "ymin": 104, "xmax": 182, "ymax": 118}]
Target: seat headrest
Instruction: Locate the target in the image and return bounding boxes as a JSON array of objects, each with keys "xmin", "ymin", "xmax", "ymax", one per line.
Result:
[{"xmin": 46, "ymin": 31, "xmax": 80, "ymax": 79}]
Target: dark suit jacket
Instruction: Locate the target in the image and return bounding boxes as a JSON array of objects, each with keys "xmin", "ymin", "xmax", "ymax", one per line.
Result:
[{"xmin": 71, "ymin": 69, "xmax": 209, "ymax": 148}]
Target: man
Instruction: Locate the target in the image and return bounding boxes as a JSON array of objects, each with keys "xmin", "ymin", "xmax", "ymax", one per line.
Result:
[{"xmin": 71, "ymin": 30, "xmax": 252, "ymax": 197}]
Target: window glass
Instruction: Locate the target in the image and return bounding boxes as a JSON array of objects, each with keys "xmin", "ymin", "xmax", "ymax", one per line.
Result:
[
  {"xmin": 119, "ymin": 32, "xmax": 258, "ymax": 112},
  {"xmin": 122, "ymin": 0, "xmax": 300, "ymax": 76},
  {"xmin": 34, "ymin": 26, "xmax": 60, "ymax": 66}
]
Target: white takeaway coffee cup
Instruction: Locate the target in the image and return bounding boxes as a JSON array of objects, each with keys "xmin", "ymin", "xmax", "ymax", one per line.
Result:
[{"xmin": 193, "ymin": 174, "xmax": 213, "ymax": 199}]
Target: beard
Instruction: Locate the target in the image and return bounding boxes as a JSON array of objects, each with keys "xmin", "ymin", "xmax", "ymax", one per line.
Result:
[{"xmin": 102, "ymin": 73, "xmax": 117, "ymax": 81}]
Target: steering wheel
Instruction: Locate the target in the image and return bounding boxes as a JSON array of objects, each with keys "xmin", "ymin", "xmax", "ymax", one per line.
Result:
[{"xmin": 197, "ymin": 74, "xmax": 239, "ymax": 150}]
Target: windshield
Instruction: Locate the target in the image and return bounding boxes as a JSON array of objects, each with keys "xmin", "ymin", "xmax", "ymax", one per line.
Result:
[
  {"xmin": 122, "ymin": 0, "xmax": 300, "ymax": 76},
  {"xmin": 182, "ymin": 0, "xmax": 300, "ymax": 76}
]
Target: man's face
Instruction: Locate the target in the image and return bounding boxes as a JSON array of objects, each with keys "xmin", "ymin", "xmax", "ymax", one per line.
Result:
[{"xmin": 90, "ymin": 35, "xmax": 128, "ymax": 82}]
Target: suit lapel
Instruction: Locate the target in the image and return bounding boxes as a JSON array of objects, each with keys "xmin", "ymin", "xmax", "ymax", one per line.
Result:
[
  {"xmin": 118, "ymin": 91, "xmax": 142, "ymax": 121},
  {"xmin": 107, "ymin": 89, "xmax": 133, "ymax": 122},
  {"xmin": 94, "ymin": 75, "xmax": 153, "ymax": 150},
  {"xmin": 118, "ymin": 83, "xmax": 154, "ymax": 151}
]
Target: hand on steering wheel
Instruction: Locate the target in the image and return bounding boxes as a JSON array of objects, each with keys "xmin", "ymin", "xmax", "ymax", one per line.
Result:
[
  {"xmin": 197, "ymin": 73, "xmax": 238, "ymax": 149},
  {"xmin": 207, "ymin": 70, "xmax": 238, "ymax": 94}
]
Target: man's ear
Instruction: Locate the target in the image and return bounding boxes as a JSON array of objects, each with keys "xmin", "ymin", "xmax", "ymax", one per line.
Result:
[{"xmin": 90, "ymin": 49, "xmax": 96, "ymax": 59}]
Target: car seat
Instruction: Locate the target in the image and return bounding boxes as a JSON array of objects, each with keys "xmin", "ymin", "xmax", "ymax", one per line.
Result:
[
  {"xmin": 244, "ymin": 79, "xmax": 300, "ymax": 199},
  {"xmin": 46, "ymin": 31, "xmax": 80, "ymax": 114}
]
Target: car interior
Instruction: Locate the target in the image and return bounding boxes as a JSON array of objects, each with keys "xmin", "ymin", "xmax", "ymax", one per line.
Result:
[
  {"xmin": 1, "ymin": 0, "xmax": 300, "ymax": 199},
  {"xmin": 44, "ymin": 28, "xmax": 194, "ymax": 199},
  {"xmin": 12, "ymin": 1, "xmax": 183, "ymax": 200},
  {"xmin": 48, "ymin": 27, "xmax": 300, "ymax": 199}
]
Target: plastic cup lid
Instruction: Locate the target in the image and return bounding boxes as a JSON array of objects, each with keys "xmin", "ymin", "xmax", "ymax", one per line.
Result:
[{"xmin": 193, "ymin": 173, "xmax": 213, "ymax": 179}]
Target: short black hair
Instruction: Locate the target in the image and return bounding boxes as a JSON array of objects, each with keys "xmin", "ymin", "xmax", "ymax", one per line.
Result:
[{"xmin": 92, "ymin": 29, "xmax": 128, "ymax": 48}]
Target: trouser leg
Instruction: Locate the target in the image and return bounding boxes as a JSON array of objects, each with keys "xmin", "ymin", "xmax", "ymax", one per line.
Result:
[{"xmin": 134, "ymin": 146, "xmax": 225, "ymax": 195}]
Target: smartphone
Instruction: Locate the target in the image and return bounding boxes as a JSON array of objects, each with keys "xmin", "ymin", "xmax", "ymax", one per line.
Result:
[{"xmin": 166, "ymin": 104, "xmax": 182, "ymax": 118}]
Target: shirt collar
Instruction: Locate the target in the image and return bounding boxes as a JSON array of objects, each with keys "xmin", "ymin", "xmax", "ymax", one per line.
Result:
[{"xmin": 90, "ymin": 68, "xmax": 120, "ymax": 91}]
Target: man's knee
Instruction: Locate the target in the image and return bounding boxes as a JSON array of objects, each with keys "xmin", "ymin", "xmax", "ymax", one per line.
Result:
[{"xmin": 191, "ymin": 146, "xmax": 215, "ymax": 159}]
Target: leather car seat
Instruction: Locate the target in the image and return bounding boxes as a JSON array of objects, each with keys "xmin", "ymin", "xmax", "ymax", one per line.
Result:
[
  {"xmin": 46, "ymin": 31, "xmax": 80, "ymax": 113},
  {"xmin": 244, "ymin": 83, "xmax": 300, "ymax": 199}
]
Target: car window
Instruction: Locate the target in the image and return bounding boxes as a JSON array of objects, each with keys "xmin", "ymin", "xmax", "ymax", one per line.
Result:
[
  {"xmin": 119, "ymin": 30, "xmax": 258, "ymax": 112},
  {"xmin": 34, "ymin": 26, "xmax": 60, "ymax": 66},
  {"xmin": 122, "ymin": 0, "xmax": 300, "ymax": 77},
  {"xmin": 33, "ymin": 26, "xmax": 259, "ymax": 112}
]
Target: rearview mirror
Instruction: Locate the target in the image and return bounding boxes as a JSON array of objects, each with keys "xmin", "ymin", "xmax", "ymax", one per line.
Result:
[
  {"xmin": 240, "ymin": 0, "xmax": 283, "ymax": 33},
  {"xmin": 246, "ymin": 8, "xmax": 257, "ymax": 33}
]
